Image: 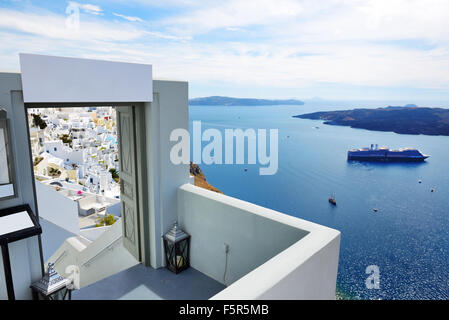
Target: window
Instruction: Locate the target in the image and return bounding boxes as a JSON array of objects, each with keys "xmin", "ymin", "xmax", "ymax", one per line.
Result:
[{"xmin": 0, "ymin": 110, "xmax": 16, "ymax": 199}]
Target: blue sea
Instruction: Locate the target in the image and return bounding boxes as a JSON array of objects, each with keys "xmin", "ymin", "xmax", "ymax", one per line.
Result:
[{"xmin": 189, "ymin": 101, "xmax": 449, "ymax": 300}]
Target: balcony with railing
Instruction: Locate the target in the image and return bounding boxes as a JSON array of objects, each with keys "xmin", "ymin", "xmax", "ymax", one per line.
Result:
[{"xmin": 55, "ymin": 183, "xmax": 340, "ymax": 300}]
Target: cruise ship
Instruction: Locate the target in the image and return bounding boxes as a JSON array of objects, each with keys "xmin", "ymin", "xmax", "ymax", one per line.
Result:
[{"xmin": 348, "ymin": 144, "xmax": 429, "ymax": 162}]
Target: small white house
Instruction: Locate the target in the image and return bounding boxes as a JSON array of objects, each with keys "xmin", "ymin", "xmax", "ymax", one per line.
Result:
[{"xmin": 44, "ymin": 140, "xmax": 86, "ymax": 166}]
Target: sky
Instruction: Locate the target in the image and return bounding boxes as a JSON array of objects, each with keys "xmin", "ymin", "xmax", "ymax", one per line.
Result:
[{"xmin": 0, "ymin": 0, "xmax": 449, "ymax": 102}]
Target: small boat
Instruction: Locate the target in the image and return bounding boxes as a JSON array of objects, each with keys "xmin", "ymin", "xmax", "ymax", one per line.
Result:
[
  {"xmin": 431, "ymin": 188, "xmax": 435, "ymax": 192},
  {"xmin": 328, "ymin": 194, "xmax": 337, "ymax": 206},
  {"xmin": 373, "ymin": 208, "xmax": 378, "ymax": 212},
  {"xmin": 418, "ymin": 180, "xmax": 422, "ymax": 184},
  {"xmin": 244, "ymin": 168, "xmax": 248, "ymax": 172}
]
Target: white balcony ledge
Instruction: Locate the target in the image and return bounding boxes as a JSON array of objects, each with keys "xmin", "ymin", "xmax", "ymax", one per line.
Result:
[
  {"xmin": 42, "ymin": 183, "xmax": 340, "ymax": 300},
  {"xmin": 177, "ymin": 183, "xmax": 341, "ymax": 300}
]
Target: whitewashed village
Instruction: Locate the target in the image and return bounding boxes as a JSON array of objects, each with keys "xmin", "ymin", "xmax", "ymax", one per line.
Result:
[{"xmin": 28, "ymin": 107, "xmax": 121, "ymax": 234}]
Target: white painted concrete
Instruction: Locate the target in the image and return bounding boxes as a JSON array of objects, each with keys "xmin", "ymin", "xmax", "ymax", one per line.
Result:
[
  {"xmin": 0, "ymin": 73, "xmax": 42, "ymax": 300},
  {"xmin": 177, "ymin": 184, "xmax": 340, "ymax": 300},
  {"xmin": 211, "ymin": 226, "xmax": 340, "ymax": 300},
  {"xmin": 49, "ymin": 219, "xmax": 139, "ymax": 289},
  {"xmin": 19, "ymin": 54, "xmax": 153, "ymax": 103},
  {"xmin": 145, "ymin": 80, "xmax": 190, "ymax": 268},
  {"xmin": 106, "ymin": 202, "xmax": 121, "ymax": 217},
  {"xmin": 35, "ymin": 180, "xmax": 79, "ymax": 234},
  {"xmin": 178, "ymin": 184, "xmax": 307, "ymax": 285},
  {"xmin": 80, "ymin": 226, "xmax": 109, "ymax": 241}
]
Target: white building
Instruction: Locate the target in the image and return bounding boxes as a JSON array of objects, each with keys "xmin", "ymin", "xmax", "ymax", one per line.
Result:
[
  {"xmin": 0, "ymin": 54, "xmax": 340, "ymax": 300},
  {"xmin": 44, "ymin": 140, "xmax": 86, "ymax": 167}
]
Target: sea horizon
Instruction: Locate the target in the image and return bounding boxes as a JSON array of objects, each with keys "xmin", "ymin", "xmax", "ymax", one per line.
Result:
[{"xmin": 190, "ymin": 103, "xmax": 449, "ymax": 300}]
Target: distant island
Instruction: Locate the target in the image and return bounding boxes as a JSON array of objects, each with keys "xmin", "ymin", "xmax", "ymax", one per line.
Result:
[
  {"xmin": 294, "ymin": 105, "xmax": 449, "ymax": 136},
  {"xmin": 189, "ymin": 96, "xmax": 304, "ymax": 106}
]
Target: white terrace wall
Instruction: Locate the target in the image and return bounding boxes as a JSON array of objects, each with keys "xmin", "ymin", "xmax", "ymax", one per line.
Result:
[
  {"xmin": 177, "ymin": 184, "xmax": 310, "ymax": 286},
  {"xmin": 35, "ymin": 180, "xmax": 79, "ymax": 234},
  {"xmin": 211, "ymin": 225, "xmax": 341, "ymax": 300},
  {"xmin": 177, "ymin": 183, "xmax": 341, "ymax": 300},
  {"xmin": 145, "ymin": 80, "xmax": 190, "ymax": 268}
]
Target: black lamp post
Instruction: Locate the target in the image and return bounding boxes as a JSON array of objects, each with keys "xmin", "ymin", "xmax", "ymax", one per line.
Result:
[
  {"xmin": 163, "ymin": 222, "xmax": 191, "ymax": 274},
  {"xmin": 30, "ymin": 262, "xmax": 72, "ymax": 300}
]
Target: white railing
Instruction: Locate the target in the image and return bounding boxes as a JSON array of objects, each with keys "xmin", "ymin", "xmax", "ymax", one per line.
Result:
[
  {"xmin": 82, "ymin": 236, "xmax": 122, "ymax": 268},
  {"xmin": 53, "ymin": 250, "xmax": 67, "ymax": 265},
  {"xmin": 48, "ymin": 219, "xmax": 139, "ymax": 289}
]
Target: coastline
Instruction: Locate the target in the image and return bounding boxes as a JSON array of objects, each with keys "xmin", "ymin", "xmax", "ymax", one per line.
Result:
[{"xmin": 294, "ymin": 107, "xmax": 449, "ymax": 136}]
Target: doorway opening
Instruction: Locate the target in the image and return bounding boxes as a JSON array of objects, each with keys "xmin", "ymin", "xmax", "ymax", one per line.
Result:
[{"xmin": 26, "ymin": 105, "xmax": 141, "ymax": 289}]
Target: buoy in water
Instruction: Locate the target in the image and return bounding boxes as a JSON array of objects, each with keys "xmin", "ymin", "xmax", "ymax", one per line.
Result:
[
  {"xmin": 373, "ymin": 208, "xmax": 378, "ymax": 212},
  {"xmin": 418, "ymin": 180, "xmax": 422, "ymax": 184},
  {"xmin": 244, "ymin": 168, "xmax": 248, "ymax": 172},
  {"xmin": 431, "ymin": 188, "xmax": 435, "ymax": 192}
]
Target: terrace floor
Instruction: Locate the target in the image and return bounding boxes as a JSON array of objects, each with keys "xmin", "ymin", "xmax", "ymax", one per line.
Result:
[
  {"xmin": 78, "ymin": 214, "xmax": 99, "ymax": 228},
  {"xmin": 40, "ymin": 217, "xmax": 226, "ymax": 300},
  {"xmin": 71, "ymin": 264, "xmax": 226, "ymax": 300}
]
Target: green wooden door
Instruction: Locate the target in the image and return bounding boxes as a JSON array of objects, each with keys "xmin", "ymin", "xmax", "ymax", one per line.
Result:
[{"xmin": 116, "ymin": 106, "xmax": 141, "ymax": 261}]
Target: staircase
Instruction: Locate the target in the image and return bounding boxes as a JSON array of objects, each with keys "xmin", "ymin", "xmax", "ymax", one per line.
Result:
[{"xmin": 47, "ymin": 218, "xmax": 139, "ymax": 289}]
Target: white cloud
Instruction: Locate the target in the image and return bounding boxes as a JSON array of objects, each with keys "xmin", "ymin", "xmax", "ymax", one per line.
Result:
[
  {"xmin": 113, "ymin": 13, "xmax": 143, "ymax": 22},
  {"xmin": 226, "ymin": 27, "xmax": 244, "ymax": 32},
  {"xmin": 78, "ymin": 3, "xmax": 103, "ymax": 15},
  {"xmin": 163, "ymin": 0, "xmax": 303, "ymax": 35},
  {"xmin": 0, "ymin": 8, "xmax": 145, "ymax": 41},
  {"xmin": 1, "ymin": 0, "xmax": 449, "ymax": 98}
]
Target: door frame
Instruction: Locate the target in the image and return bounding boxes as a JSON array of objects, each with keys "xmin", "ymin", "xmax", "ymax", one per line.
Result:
[{"xmin": 24, "ymin": 102, "xmax": 150, "ymax": 267}]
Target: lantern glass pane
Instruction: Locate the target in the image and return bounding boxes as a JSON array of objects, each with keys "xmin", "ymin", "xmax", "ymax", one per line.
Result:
[
  {"xmin": 164, "ymin": 240, "xmax": 176, "ymax": 270},
  {"xmin": 175, "ymin": 243, "xmax": 184, "ymax": 268},
  {"xmin": 50, "ymin": 288, "xmax": 67, "ymax": 300},
  {"xmin": 174, "ymin": 239, "xmax": 189, "ymax": 269}
]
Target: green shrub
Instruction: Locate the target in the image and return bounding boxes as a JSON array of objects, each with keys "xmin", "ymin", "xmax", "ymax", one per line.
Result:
[
  {"xmin": 95, "ymin": 214, "xmax": 116, "ymax": 227},
  {"xmin": 32, "ymin": 114, "xmax": 47, "ymax": 130}
]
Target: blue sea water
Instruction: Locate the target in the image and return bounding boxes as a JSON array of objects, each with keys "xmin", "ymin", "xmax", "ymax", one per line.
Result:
[{"xmin": 189, "ymin": 102, "xmax": 449, "ymax": 300}]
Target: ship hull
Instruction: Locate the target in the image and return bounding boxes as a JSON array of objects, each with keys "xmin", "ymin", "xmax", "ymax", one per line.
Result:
[
  {"xmin": 348, "ymin": 155, "xmax": 428, "ymax": 162},
  {"xmin": 348, "ymin": 146, "xmax": 429, "ymax": 162}
]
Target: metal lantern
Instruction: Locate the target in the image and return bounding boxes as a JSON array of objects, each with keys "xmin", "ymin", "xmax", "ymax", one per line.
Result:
[
  {"xmin": 163, "ymin": 222, "xmax": 191, "ymax": 274},
  {"xmin": 30, "ymin": 262, "xmax": 72, "ymax": 300}
]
